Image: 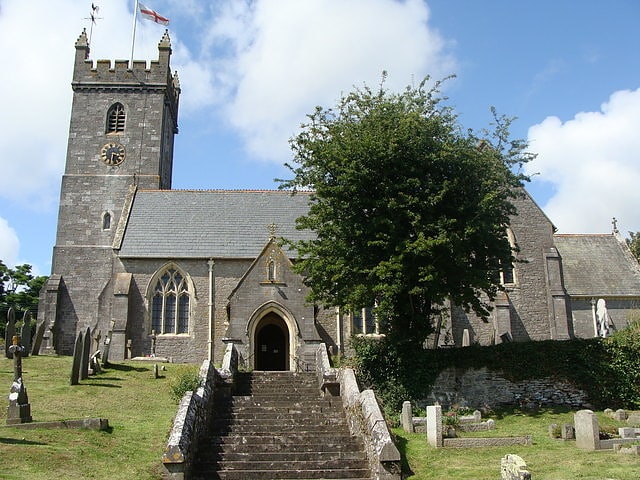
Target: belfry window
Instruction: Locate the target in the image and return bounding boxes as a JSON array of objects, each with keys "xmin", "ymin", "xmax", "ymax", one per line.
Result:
[
  {"xmin": 150, "ymin": 266, "xmax": 191, "ymax": 334},
  {"xmin": 102, "ymin": 212, "xmax": 111, "ymax": 230},
  {"xmin": 106, "ymin": 103, "xmax": 126, "ymax": 133}
]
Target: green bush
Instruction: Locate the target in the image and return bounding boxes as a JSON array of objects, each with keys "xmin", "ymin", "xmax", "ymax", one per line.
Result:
[{"xmin": 169, "ymin": 368, "xmax": 201, "ymax": 403}]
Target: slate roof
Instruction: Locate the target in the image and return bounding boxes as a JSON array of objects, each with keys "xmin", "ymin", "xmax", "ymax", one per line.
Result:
[
  {"xmin": 118, "ymin": 190, "xmax": 315, "ymax": 258},
  {"xmin": 554, "ymin": 234, "xmax": 640, "ymax": 297}
]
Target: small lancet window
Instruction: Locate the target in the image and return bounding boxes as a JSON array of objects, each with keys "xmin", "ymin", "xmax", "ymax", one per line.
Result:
[
  {"xmin": 501, "ymin": 228, "xmax": 517, "ymax": 285},
  {"xmin": 102, "ymin": 212, "xmax": 111, "ymax": 230},
  {"xmin": 267, "ymin": 260, "xmax": 276, "ymax": 282},
  {"xmin": 106, "ymin": 103, "xmax": 126, "ymax": 133}
]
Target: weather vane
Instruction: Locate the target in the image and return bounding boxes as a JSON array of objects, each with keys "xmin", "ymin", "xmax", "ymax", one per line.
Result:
[{"xmin": 84, "ymin": 3, "xmax": 102, "ymax": 46}]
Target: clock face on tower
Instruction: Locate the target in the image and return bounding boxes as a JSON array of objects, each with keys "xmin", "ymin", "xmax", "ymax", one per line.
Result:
[{"xmin": 100, "ymin": 142, "xmax": 126, "ymax": 166}]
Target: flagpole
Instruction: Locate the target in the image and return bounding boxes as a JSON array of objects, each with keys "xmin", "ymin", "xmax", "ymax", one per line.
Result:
[{"xmin": 129, "ymin": 0, "xmax": 139, "ymax": 68}]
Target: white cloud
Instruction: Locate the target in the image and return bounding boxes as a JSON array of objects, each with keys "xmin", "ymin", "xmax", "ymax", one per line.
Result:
[
  {"xmin": 0, "ymin": 217, "xmax": 19, "ymax": 266},
  {"xmin": 526, "ymin": 88, "xmax": 640, "ymax": 235},
  {"xmin": 206, "ymin": 0, "xmax": 456, "ymax": 161}
]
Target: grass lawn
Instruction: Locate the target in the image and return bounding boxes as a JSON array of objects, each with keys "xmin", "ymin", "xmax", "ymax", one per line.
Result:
[
  {"xmin": 1, "ymin": 355, "xmax": 639, "ymax": 479},
  {"xmin": 0, "ymin": 354, "xmax": 198, "ymax": 480},
  {"xmin": 394, "ymin": 408, "xmax": 640, "ymax": 479}
]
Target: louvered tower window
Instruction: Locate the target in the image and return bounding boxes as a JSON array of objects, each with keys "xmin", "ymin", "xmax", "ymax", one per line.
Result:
[{"xmin": 106, "ymin": 103, "xmax": 126, "ymax": 133}]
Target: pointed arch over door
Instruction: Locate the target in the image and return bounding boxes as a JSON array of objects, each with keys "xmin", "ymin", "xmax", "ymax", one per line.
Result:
[{"xmin": 247, "ymin": 301, "xmax": 299, "ymax": 371}]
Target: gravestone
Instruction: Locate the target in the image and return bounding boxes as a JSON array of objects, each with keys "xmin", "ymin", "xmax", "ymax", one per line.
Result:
[
  {"xmin": 102, "ymin": 329, "xmax": 113, "ymax": 365},
  {"xmin": 70, "ymin": 331, "xmax": 83, "ymax": 385},
  {"xmin": 575, "ymin": 410, "xmax": 600, "ymax": 450},
  {"xmin": 20, "ymin": 311, "xmax": 31, "ymax": 358},
  {"xmin": 426, "ymin": 405, "xmax": 443, "ymax": 448},
  {"xmin": 627, "ymin": 414, "xmax": 640, "ymax": 427},
  {"xmin": 548, "ymin": 423, "xmax": 559, "ymax": 438},
  {"xmin": 561, "ymin": 423, "xmax": 575, "ymax": 440},
  {"xmin": 500, "ymin": 454, "xmax": 531, "ymax": 480},
  {"xmin": 31, "ymin": 321, "xmax": 46, "ymax": 355},
  {"xmin": 154, "ymin": 363, "xmax": 159, "ymax": 379},
  {"xmin": 7, "ymin": 336, "xmax": 33, "ymax": 424},
  {"xmin": 401, "ymin": 401, "xmax": 413, "ymax": 433},
  {"xmin": 614, "ymin": 409, "xmax": 627, "ymax": 421},
  {"xmin": 5, "ymin": 307, "xmax": 16, "ymax": 359},
  {"xmin": 90, "ymin": 351, "xmax": 102, "ymax": 374},
  {"xmin": 80, "ymin": 326, "xmax": 91, "ymax": 379}
]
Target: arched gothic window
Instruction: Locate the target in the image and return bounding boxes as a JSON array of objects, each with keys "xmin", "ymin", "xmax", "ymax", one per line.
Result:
[
  {"xmin": 106, "ymin": 103, "xmax": 126, "ymax": 134},
  {"xmin": 150, "ymin": 266, "xmax": 191, "ymax": 334}
]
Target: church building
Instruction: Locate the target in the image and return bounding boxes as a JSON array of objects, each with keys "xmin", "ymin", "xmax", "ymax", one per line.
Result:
[{"xmin": 37, "ymin": 31, "xmax": 640, "ymax": 368}]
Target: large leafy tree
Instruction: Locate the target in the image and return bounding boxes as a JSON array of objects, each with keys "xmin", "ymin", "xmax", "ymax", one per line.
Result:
[
  {"xmin": 1, "ymin": 260, "xmax": 47, "ymax": 337},
  {"xmin": 279, "ymin": 75, "xmax": 532, "ymax": 345}
]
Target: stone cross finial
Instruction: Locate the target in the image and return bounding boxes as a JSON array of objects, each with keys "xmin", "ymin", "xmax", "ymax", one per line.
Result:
[
  {"xmin": 612, "ymin": 217, "xmax": 619, "ymax": 234},
  {"xmin": 268, "ymin": 223, "xmax": 278, "ymax": 239}
]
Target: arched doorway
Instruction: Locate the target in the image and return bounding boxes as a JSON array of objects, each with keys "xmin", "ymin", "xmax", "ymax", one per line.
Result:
[{"xmin": 254, "ymin": 313, "xmax": 289, "ymax": 371}]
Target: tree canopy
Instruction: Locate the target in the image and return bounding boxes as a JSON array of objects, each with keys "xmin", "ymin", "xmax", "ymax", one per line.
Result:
[
  {"xmin": 1, "ymin": 260, "xmax": 46, "ymax": 334},
  {"xmin": 627, "ymin": 232, "xmax": 640, "ymax": 263},
  {"xmin": 279, "ymin": 75, "xmax": 533, "ymax": 345}
]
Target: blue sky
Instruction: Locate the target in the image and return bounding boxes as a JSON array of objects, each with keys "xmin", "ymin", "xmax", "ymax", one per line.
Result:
[{"xmin": 1, "ymin": 0, "xmax": 639, "ymax": 276}]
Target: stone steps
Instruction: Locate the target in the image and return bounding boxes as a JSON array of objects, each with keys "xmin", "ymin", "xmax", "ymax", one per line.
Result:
[{"xmin": 191, "ymin": 371, "xmax": 371, "ymax": 480}]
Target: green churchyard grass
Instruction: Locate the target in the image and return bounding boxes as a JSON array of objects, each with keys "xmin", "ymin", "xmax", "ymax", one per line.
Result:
[{"xmin": 1, "ymin": 355, "xmax": 639, "ymax": 479}]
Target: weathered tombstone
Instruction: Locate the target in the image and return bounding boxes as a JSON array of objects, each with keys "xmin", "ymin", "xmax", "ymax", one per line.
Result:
[
  {"xmin": 604, "ymin": 408, "xmax": 614, "ymax": 417},
  {"xmin": 614, "ymin": 409, "xmax": 627, "ymax": 421},
  {"xmin": 102, "ymin": 330, "xmax": 113, "ymax": 365},
  {"xmin": 561, "ymin": 423, "xmax": 575, "ymax": 440},
  {"xmin": 31, "ymin": 321, "xmax": 46, "ymax": 355},
  {"xmin": 70, "ymin": 331, "xmax": 83, "ymax": 385},
  {"xmin": 548, "ymin": 423, "xmax": 559, "ymax": 438},
  {"xmin": 401, "ymin": 401, "xmax": 413, "ymax": 433},
  {"xmin": 5, "ymin": 307, "xmax": 16, "ymax": 359},
  {"xmin": 90, "ymin": 350, "xmax": 102, "ymax": 374},
  {"xmin": 627, "ymin": 414, "xmax": 640, "ymax": 427},
  {"xmin": 473, "ymin": 410, "xmax": 482, "ymax": 422},
  {"xmin": 81, "ymin": 326, "xmax": 91, "ymax": 379},
  {"xmin": 575, "ymin": 410, "xmax": 600, "ymax": 450},
  {"xmin": 154, "ymin": 363, "xmax": 159, "ymax": 379},
  {"xmin": 619, "ymin": 427, "xmax": 636, "ymax": 439},
  {"xmin": 20, "ymin": 311, "xmax": 31, "ymax": 358},
  {"xmin": 7, "ymin": 336, "xmax": 32, "ymax": 424},
  {"xmin": 500, "ymin": 454, "xmax": 531, "ymax": 480},
  {"xmin": 94, "ymin": 330, "xmax": 102, "ymax": 353},
  {"xmin": 462, "ymin": 328, "xmax": 470, "ymax": 347},
  {"xmin": 426, "ymin": 405, "xmax": 443, "ymax": 448}
]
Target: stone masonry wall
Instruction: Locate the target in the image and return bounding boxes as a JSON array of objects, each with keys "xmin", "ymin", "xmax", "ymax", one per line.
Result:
[{"xmin": 427, "ymin": 367, "xmax": 590, "ymax": 410}]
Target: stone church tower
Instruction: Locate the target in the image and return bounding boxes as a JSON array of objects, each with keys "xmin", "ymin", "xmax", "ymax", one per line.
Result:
[{"xmin": 39, "ymin": 30, "xmax": 180, "ymax": 354}]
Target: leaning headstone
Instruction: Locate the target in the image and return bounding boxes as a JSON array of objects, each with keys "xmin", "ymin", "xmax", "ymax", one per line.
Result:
[
  {"xmin": 575, "ymin": 410, "xmax": 600, "ymax": 450},
  {"xmin": 500, "ymin": 454, "xmax": 531, "ymax": 480},
  {"xmin": 401, "ymin": 401, "xmax": 413, "ymax": 433},
  {"xmin": 80, "ymin": 326, "xmax": 91, "ymax": 379},
  {"xmin": 31, "ymin": 321, "xmax": 46, "ymax": 356},
  {"xmin": 70, "ymin": 331, "xmax": 83, "ymax": 385},
  {"xmin": 614, "ymin": 409, "xmax": 627, "ymax": 421},
  {"xmin": 561, "ymin": 423, "xmax": 575, "ymax": 440},
  {"xmin": 90, "ymin": 350, "xmax": 102, "ymax": 374},
  {"xmin": 20, "ymin": 311, "xmax": 31, "ymax": 358},
  {"xmin": 426, "ymin": 405, "xmax": 443, "ymax": 448},
  {"xmin": 5, "ymin": 307, "xmax": 16, "ymax": 359}
]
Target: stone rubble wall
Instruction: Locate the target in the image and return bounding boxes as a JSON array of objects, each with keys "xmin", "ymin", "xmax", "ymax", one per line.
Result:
[{"xmin": 428, "ymin": 367, "xmax": 589, "ymax": 410}]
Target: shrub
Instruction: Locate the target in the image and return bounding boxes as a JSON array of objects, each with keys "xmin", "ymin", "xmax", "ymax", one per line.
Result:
[{"xmin": 169, "ymin": 369, "xmax": 201, "ymax": 403}]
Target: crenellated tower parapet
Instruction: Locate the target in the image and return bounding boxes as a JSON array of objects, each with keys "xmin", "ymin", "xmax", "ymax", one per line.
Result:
[{"xmin": 72, "ymin": 29, "xmax": 180, "ymax": 107}]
